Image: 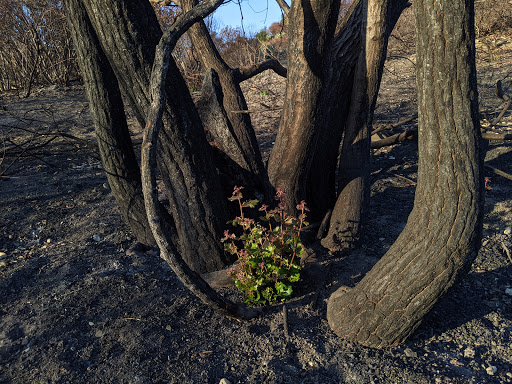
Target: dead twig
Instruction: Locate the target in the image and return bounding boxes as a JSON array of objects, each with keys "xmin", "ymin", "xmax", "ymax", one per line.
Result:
[
  {"xmin": 371, "ymin": 116, "xmax": 416, "ymax": 136},
  {"xmin": 501, "ymin": 242, "xmax": 512, "ymax": 265},
  {"xmin": 283, "ymin": 304, "xmax": 290, "ymax": 342},
  {"xmin": 489, "ymin": 80, "xmax": 511, "ymax": 126},
  {"xmin": 371, "ymin": 129, "xmax": 417, "ymax": 149},
  {"xmin": 485, "ymin": 164, "xmax": 512, "ymax": 182},
  {"xmin": 394, "ymin": 173, "xmax": 417, "ymax": 186},
  {"xmin": 230, "ymin": 107, "xmax": 283, "ymax": 114},
  {"xmin": 481, "ymin": 131, "xmax": 512, "ymax": 141}
]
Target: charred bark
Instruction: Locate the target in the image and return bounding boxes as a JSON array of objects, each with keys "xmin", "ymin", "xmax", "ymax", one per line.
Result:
[
  {"xmin": 140, "ymin": 0, "xmax": 259, "ymax": 320},
  {"xmin": 63, "ymin": 0, "xmax": 158, "ymax": 246},
  {"xmin": 322, "ymin": 0, "xmax": 408, "ymax": 250},
  {"xmin": 181, "ymin": 0, "xmax": 270, "ymax": 198},
  {"xmin": 267, "ymin": 0, "xmax": 342, "ymax": 219},
  {"xmin": 80, "ymin": 0, "xmax": 228, "ymax": 273},
  {"xmin": 327, "ymin": 0, "xmax": 483, "ymax": 348}
]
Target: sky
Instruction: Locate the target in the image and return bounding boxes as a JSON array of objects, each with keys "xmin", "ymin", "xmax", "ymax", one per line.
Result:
[{"xmin": 212, "ymin": 0, "xmax": 284, "ymax": 34}]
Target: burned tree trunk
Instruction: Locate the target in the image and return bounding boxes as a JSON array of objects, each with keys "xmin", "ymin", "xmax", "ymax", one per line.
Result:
[
  {"xmin": 322, "ymin": 0, "xmax": 409, "ymax": 250},
  {"xmin": 77, "ymin": 0, "xmax": 228, "ymax": 272},
  {"xmin": 63, "ymin": 0, "xmax": 157, "ymax": 246},
  {"xmin": 182, "ymin": 5, "xmax": 265, "ymax": 174},
  {"xmin": 267, "ymin": 0, "xmax": 342, "ymax": 219},
  {"xmin": 327, "ymin": 0, "xmax": 483, "ymax": 347}
]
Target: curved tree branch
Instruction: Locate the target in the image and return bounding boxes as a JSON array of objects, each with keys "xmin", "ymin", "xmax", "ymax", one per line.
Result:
[
  {"xmin": 275, "ymin": 0, "xmax": 290, "ymax": 16},
  {"xmin": 141, "ymin": 0, "xmax": 260, "ymax": 320},
  {"xmin": 236, "ymin": 59, "xmax": 288, "ymax": 81}
]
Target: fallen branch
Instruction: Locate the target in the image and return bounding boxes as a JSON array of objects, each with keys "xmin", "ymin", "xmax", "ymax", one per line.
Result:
[
  {"xmin": 481, "ymin": 131, "xmax": 512, "ymax": 141},
  {"xmin": 230, "ymin": 107, "xmax": 282, "ymax": 114},
  {"xmin": 394, "ymin": 173, "xmax": 417, "ymax": 186},
  {"xmin": 490, "ymin": 80, "xmax": 511, "ymax": 126},
  {"xmin": 371, "ymin": 116, "xmax": 416, "ymax": 136},
  {"xmin": 501, "ymin": 242, "xmax": 512, "ymax": 265},
  {"xmin": 491, "ymin": 99, "xmax": 512, "ymax": 126},
  {"xmin": 484, "ymin": 164, "xmax": 512, "ymax": 182},
  {"xmin": 371, "ymin": 129, "xmax": 417, "ymax": 149}
]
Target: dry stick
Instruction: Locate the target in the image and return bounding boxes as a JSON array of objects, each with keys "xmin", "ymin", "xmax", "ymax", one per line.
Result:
[
  {"xmin": 371, "ymin": 116, "xmax": 416, "ymax": 135},
  {"xmin": 481, "ymin": 131, "xmax": 512, "ymax": 141},
  {"xmin": 141, "ymin": 0, "xmax": 259, "ymax": 321},
  {"xmin": 485, "ymin": 164, "xmax": 512, "ymax": 182},
  {"xmin": 371, "ymin": 129, "xmax": 417, "ymax": 149},
  {"xmin": 231, "ymin": 107, "xmax": 283, "ymax": 114},
  {"xmin": 394, "ymin": 173, "xmax": 417, "ymax": 186},
  {"xmin": 488, "ymin": 80, "xmax": 511, "ymax": 126},
  {"xmin": 501, "ymin": 242, "xmax": 512, "ymax": 265},
  {"xmin": 491, "ymin": 98, "xmax": 512, "ymax": 126},
  {"xmin": 282, "ymin": 304, "xmax": 290, "ymax": 342}
]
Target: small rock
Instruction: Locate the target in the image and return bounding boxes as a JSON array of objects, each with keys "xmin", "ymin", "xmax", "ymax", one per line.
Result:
[
  {"xmin": 88, "ymin": 322, "xmax": 95, "ymax": 326},
  {"xmin": 0, "ymin": 261, "xmax": 7, "ymax": 268},
  {"xmin": 505, "ymin": 288, "xmax": 512, "ymax": 296},
  {"xmin": 506, "ymin": 372, "xmax": 512, "ymax": 378},
  {"xmin": 46, "ymin": 238, "xmax": 52, "ymax": 244},
  {"xmin": 219, "ymin": 379, "xmax": 231, "ymax": 384},
  {"xmin": 27, "ymin": 239, "xmax": 41, "ymax": 247},
  {"xmin": 486, "ymin": 366, "xmax": 497, "ymax": 376},
  {"xmin": 0, "ymin": 252, "xmax": 6, "ymax": 259},
  {"xmin": 464, "ymin": 347, "xmax": 476, "ymax": 358},
  {"xmin": 404, "ymin": 348, "xmax": 418, "ymax": 358},
  {"xmin": 94, "ymin": 330, "xmax": 104, "ymax": 338},
  {"xmin": 92, "ymin": 234, "xmax": 102, "ymax": 242},
  {"xmin": 504, "ymin": 227, "xmax": 512, "ymax": 235}
]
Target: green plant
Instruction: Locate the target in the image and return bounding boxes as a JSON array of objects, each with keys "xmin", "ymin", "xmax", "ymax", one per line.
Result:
[
  {"xmin": 259, "ymin": 89, "xmax": 269, "ymax": 96},
  {"xmin": 222, "ymin": 186, "xmax": 308, "ymax": 306}
]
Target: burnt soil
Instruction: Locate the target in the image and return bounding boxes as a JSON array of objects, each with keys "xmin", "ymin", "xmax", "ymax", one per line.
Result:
[{"xmin": 1, "ymin": 35, "xmax": 512, "ymax": 384}]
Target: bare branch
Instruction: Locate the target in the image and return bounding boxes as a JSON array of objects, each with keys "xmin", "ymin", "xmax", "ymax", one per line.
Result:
[
  {"xmin": 371, "ymin": 116, "xmax": 416, "ymax": 135},
  {"xmin": 164, "ymin": 0, "xmax": 224, "ymax": 49},
  {"xmin": 275, "ymin": 0, "xmax": 290, "ymax": 16},
  {"xmin": 237, "ymin": 59, "xmax": 288, "ymax": 82},
  {"xmin": 481, "ymin": 131, "xmax": 512, "ymax": 141},
  {"xmin": 485, "ymin": 164, "xmax": 512, "ymax": 182}
]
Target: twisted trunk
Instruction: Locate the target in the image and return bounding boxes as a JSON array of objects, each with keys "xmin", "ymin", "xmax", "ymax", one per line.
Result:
[
  {"xmin": 327, "ymin": 0, "xmax": 483, "ymax": 347},
  {"xmin": 80, "ymin": 0, "xmax": 228, "ymax": 272}
]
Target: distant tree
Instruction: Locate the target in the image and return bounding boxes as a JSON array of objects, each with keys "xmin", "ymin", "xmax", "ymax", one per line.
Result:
[
  {"xmin": 63, "ymin": 0, "xmax": 483, "ymax": 346},
  {"xmin": 268, "ymin": 21, "xmax": 285, "ymax": 37},
  {"xmin": 0, "ymin": 0, "xmax": 78, "ymax": 94}
]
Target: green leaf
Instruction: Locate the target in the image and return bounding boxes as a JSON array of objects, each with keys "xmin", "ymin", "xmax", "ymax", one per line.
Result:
[
  {"xmin": 288, "ymin": 272, "xmax": 300, "ymax": 282},
  {"xmin": 242, "ymin": 199, "xmax": 259, "ymax": 208}
]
